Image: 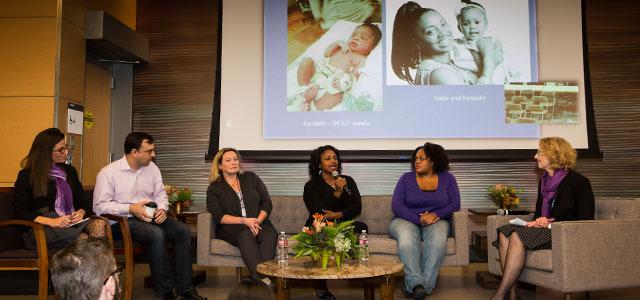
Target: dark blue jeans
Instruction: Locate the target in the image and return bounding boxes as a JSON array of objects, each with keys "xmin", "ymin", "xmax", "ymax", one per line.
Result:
[{"xmin": 112, "ymin": 217, "xmax": 194, "ymax": 295}]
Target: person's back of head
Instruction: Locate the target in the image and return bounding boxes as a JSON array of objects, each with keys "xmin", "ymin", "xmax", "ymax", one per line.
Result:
[
  {"xmin": 227, "ymin": 278, "xmax": 274, "ymax": 300},
  {"xmin": 51, "ymin": 238, "xmax": 118, "ymax": 300}
]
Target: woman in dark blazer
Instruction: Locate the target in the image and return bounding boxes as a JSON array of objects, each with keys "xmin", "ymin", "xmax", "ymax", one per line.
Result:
[
  {"xmin": 206, "ymin": 148, "xmax": 277, "ymax": 280},
  {"xmin": 303, "ymin": 145, "xmax": 367, "ymax": 233},
  {"xmin": 303, "ymin": 145, "xmax": 368, "ymax": 299},
  {"xmin": 491, "ymin": 137, "xmax": 595, "ymax": 300},
  {"xmin": 14, "ymin": 128, "xmax": 106, "ymax": 249}
]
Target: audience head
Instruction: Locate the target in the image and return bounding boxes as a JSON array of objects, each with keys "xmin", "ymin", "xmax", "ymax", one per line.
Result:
[
  {"xmin": 123, "ymin": 132, "xmax": 155, "ymax": 167},
  {"xmin": 21, "ymin": 128, "xmax": 67, "ymax": 198},
  {"xmin": 536, "ymin": 137, "xmax": 576, "ymax": 171},
  {"xmin": 308, "ymin": 145, "xmax": 342, "ymax": 179},
  {"xmin": 51, "ymin": 238, "xmax": 119, "ymax": 300},
  {"xmin": 210, "ymin": 147, "xmax": 242, "ymax": 182},
  {"xmin": 411, "ymin": 142, "xmax": 450, "ymax": 174},
  {"xmin": 227, "ymin": 278, "xmax": 274, "ymax": 300}
]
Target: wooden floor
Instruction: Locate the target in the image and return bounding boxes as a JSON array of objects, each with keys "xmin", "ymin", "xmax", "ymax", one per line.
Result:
[{"xmin": 3, "ymin": 263, "xmax": 639, "ymax": 300}]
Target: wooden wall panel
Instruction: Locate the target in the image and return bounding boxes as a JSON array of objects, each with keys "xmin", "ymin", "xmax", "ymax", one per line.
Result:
[
  {"xmin": 0, "ymin": 0, "xmax": 57, "ymax": 18},
  {"xmin": 0, "ymin": 98, "xmax": 55, "ymax": 186},
  {"xmin": 132, "ymin": 0, "xmax": 640, "ymax": 207},
  {"xmin": 82, "ymin": 63, "xmax": 112, "ymax": 186},
  {"xmin": 59, "ymin": 19, "xmax": 86, "ymax": 102},
  {"xmin": 61, "ymin": 0, "xmax": 85, "ymax": 29},
  {"xmin": 86, "ymin": 0, "xmax": 137, "ymax": 30},
  {"xmin": 0, "ymin": 18, "xmax": 57, "ymax": 97}
]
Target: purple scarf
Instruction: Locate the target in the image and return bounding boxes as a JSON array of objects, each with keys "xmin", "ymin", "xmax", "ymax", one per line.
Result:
[
  {"xmin": 50, "ymin": 165, "xmax": 74, "ymax": 216},
  {"xmin": 540, "ymin": 169, "xmax": 569, "ymax": 218}
]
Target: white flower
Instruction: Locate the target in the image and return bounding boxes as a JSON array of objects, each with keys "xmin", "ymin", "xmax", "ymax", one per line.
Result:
[{"xmin": 334, "ymin": 233, "xmax": 351, "ymax": 253}]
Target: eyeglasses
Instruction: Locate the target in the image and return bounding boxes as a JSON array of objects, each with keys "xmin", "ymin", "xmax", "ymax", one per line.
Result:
[
  {"xmin": 138, "ymin": 148, "xmax": 155, "ymax": 154},
  {"xmin": 52, "ymin": 145, "xmax": 70, "ymax": 154},
  {"xmin": 103, "ymin": 267, "xmax": 123, "ymax": 285}
]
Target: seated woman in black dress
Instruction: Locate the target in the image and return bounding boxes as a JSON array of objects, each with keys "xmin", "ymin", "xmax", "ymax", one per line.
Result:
[
  {"xmin": 14, "ymin": 128, "xmax": 106, "ymax": 250},
  {"xmin": 303, "ymin": 145, "xmax": 368, "ymax": 299},
  {"xmin": 206, "ymin": 148, "xmax": 277, "ymax": 281},
  {"xmin": 491, "ymin": 137, "xmax": 595, "ymax": 300}
]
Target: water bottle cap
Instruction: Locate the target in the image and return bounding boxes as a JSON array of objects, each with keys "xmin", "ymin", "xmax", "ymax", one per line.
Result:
[
  {"xmin": 280, "ymin": 231, "xmax": 285, "ymax": 234},
  {"xmin": 362, "ymin": 230, "xmax": 366, "ymax": 233}
]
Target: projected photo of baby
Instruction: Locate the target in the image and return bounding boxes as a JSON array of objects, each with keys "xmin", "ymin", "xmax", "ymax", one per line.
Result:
[
  {"xmin": 386, "ymin": 0, "xmax": 535, "ymax": 86},
  {"xmin": 286, "ymin": 1, "xmax": 383, "ymax": 112}
]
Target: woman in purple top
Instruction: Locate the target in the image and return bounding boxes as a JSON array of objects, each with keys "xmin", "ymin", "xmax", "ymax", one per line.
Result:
[
  {"xmin": 491, "ymin": 137, "xmax": 594, "ymax": 300},
  {"xmin": 389, "ymin": 142, "xmax": 460, "ymax": 300}
]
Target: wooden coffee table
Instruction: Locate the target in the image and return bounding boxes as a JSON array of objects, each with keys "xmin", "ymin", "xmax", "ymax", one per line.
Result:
[{"xmin": 257, "ymin": 255, "xmax": 403, "ymax": 300}]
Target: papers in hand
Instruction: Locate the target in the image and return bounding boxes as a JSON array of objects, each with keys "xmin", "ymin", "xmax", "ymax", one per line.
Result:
[
  {"xmin": 509, "ymin": 218, "xmax": 529, "ymax": 226},
  {"xmin": 66, "ymin": 218, "xmax": 90, "ymax": 227}
]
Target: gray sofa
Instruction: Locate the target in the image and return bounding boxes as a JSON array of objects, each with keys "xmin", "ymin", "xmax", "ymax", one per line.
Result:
[
  {"xmin": 487, "ymin": 197, "xmax": 640, "ymax": 299},
  {"xmin": 198, "ymin": 196, "xmax": 469, "ymax": 278}
]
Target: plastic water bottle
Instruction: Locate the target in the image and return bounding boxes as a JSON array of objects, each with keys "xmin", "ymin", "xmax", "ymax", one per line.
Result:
[
  {"xmin": 358, "ymin": 230, "xmax": 369, "ymax": 265},
  {"xmin": 277, "ymin": 231, "xmax": 288, "ymax": 267}
]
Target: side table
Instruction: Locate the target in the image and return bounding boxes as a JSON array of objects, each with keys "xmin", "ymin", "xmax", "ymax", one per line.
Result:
[{"xmin": 258, "ymin": 255, "xmax": 403, "ymax": 300}]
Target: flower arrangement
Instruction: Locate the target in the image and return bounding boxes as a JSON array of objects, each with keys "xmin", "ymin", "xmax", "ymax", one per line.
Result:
[
  {"xmin": 487, "ymin": 184, "xmax": 521, "ymax": 209},
  {"xmin": 164, "ymin": 185, "xmax": 192, "ymax": 208},
  {"xmin": 291, "ymin": 213, "xmax": 358, "ymax": 270}
]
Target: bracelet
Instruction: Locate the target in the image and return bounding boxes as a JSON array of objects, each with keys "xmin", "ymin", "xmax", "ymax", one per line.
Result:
[{"xmin": 240, "ymin": 217, "xmax": 244, "ymax": 225}]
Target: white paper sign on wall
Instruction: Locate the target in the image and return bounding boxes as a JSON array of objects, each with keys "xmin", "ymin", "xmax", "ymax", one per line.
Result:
[{"xmin": 67, "ymin": 103, "xmax": 84, "ymax": 135}]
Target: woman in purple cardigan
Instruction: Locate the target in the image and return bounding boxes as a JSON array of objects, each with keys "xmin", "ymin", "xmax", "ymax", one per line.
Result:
[{"xmin": 389, "ymin": 142, "xmax": 461, "ymax": 300}]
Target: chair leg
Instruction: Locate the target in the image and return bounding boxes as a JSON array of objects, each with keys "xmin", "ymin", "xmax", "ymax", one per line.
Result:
[
  {"xmin": 564, "ymin": 292, "xmax": 572, "ymax": 300},
  {"xmin": 585, "ymin": 291, "xmax": 590, "ymax": 299},
  {"xmin": 38, "ymin": 268, "xmax": 48, "ymax": 300},
  {"xmin": 236, "ymin": 267, "xmax": 242, "ymax": 286}
]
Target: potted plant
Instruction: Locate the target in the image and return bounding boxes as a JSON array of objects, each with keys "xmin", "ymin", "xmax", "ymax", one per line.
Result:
[
  {"xmin": 291, "ymin": 213, "xmax": 358, "ymax": 270},
  {"xmin": 164, "ymin": 185, "xmax": 192, "ymax": 213},
  {"xmin": 177, "ymin": 187, "xmax": 192, "ymax": 209}
]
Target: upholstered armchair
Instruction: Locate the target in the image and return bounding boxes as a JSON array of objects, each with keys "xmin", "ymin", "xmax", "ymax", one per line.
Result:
[{"xmin": 487, "ymin": 197, "xmax": 640, "ymax": 300}]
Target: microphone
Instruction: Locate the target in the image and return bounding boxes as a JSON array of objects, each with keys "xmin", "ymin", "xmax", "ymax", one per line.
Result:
[
  {"xmin": 496, "ymin": 209, "xmax": 510, "ymax": 215},
  {"xmin": 331, "ymin": 171, "xmax": 352, "ymax": 196}
]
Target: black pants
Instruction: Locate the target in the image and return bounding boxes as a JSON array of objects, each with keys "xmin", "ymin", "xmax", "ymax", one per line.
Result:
[{"xmin": 217, "ymin": 221, "xmax": 278, "ymax": 279}]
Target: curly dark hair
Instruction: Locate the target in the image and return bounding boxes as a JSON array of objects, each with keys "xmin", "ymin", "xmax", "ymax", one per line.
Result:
[
  {"xmin": 411, "ymin": 142, "xmax": 450, "ymax": 173},
  {"xmin": 308, "ymin": 145, "xmax": 342, "ymax": 179}
]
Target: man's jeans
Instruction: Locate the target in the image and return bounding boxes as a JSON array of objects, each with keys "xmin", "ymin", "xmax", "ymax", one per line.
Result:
[
  {"xmin": 113, "ymin": 217, "xmax": 194, "ymax": 295},
  {"xmin": 389, "ymin": 217, "xmax": 449, "ymax": 294}
]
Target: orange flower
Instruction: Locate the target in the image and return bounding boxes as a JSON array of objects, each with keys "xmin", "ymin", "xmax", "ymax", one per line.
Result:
[
  {"xmin": 312, "ymin": 213, "xmax": 324, "ymax": 221},
  {"xmin": 302, "ymin": 226, "xmax": 313, "ymax": 235},
  {"xmin": 326, "ymin": 221, "xmax": 334, "ymax": 227}
]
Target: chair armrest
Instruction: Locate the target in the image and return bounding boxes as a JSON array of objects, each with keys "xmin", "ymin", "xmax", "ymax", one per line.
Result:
[
  {"xmin": 197, "ymin": 212, "xmax": 215, "ymax": 265},
  {"xmin": 551, "ymin": 220, "xmax": 640, "ymax": 291},
  {"xmin": 100, "ymin": 214, "xmax": 134, "ymax": 255},
  {"xmin": 451, "ymin": 210, "xmax": 469, "ymax": 265},
  {"xmin": 0, "ymin": 220, "xmax": 48, "ymax": 260}
]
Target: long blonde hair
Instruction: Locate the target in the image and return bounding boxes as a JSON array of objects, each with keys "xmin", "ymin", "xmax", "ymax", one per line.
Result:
[
  {"xmin": 209, "ymin": 148, "xmax": 242, "ymax": 183},
  {"xmin": 538, "ymin": 137, "xmax": 577, "ymax": 170}
]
